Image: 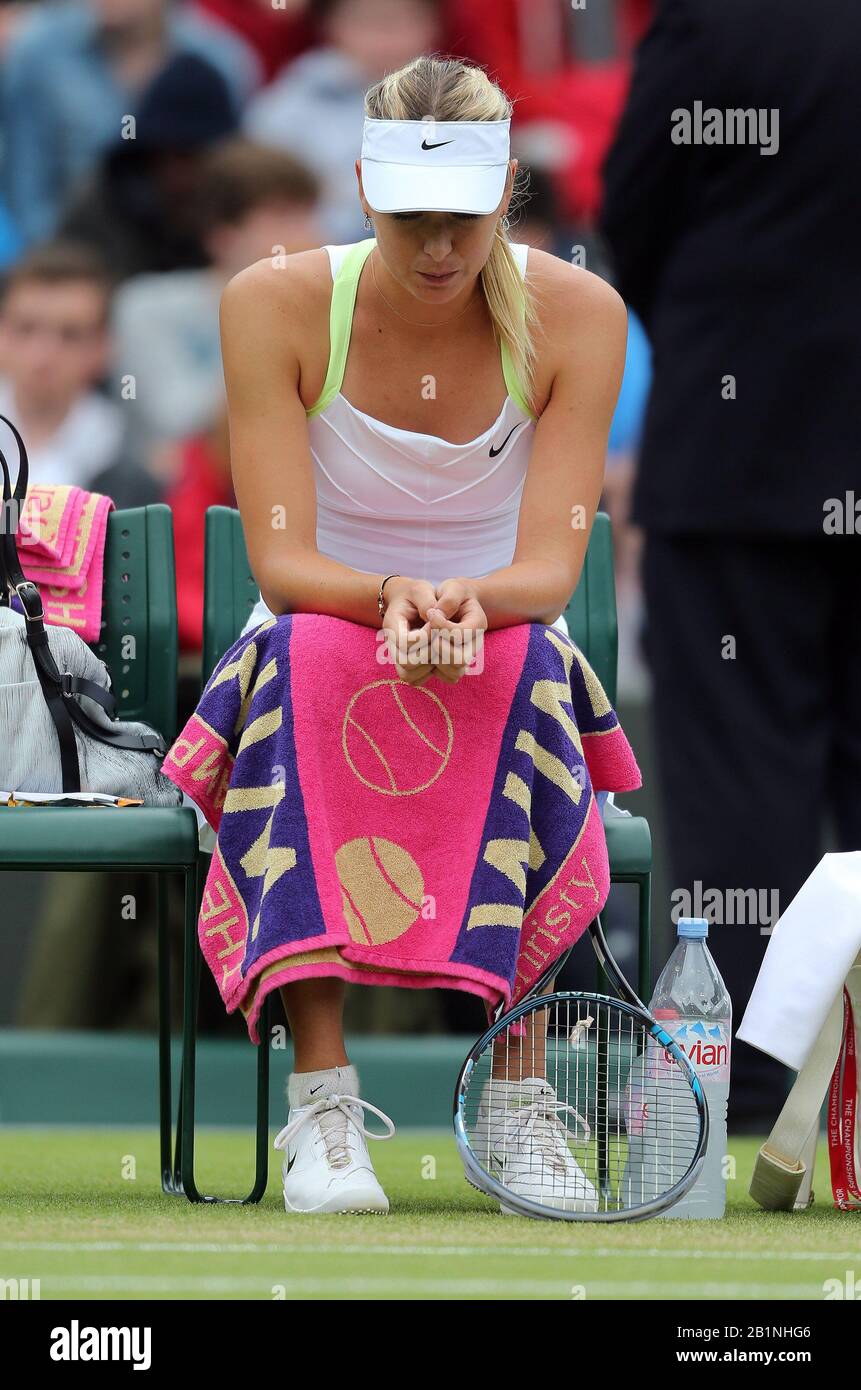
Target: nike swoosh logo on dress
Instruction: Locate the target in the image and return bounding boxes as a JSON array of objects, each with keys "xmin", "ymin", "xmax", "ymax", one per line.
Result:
[{"xmin": 489, "ymin": 423, "xmax": 525, "ymax": 457}]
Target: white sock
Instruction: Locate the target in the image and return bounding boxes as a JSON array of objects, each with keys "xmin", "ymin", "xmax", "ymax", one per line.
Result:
[
  {"xmin": 482, "ymin": 1076, "xmax": 551, "ymax": 1104},
  {"xmin": 288, "ymin": 1064, "xmax": 359, "ymax": 1109}
]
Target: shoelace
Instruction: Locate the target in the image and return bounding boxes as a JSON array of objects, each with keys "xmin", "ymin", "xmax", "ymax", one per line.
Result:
[
  {"xmin": 273, "ymin": 1093, "xmax": 396, "ymax": 1171},
  {"xmin": 512, "ymin": 1099, "xmax": 591, "ymax": 1177}
]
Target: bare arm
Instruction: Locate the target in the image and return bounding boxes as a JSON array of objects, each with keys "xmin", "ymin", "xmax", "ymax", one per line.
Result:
[
  {"xmin": 453, "ymin": 261, "xmax": 628, "ymax": 630},
  {"xmin": 221, "ymin": 257, "xmax": 390, "ymax": 627}
]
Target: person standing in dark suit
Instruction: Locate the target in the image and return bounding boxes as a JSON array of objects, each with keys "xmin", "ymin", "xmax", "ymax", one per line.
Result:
[{"xmin": 600, "ymin": 0, "xmax": 861, "ymax": 1127}]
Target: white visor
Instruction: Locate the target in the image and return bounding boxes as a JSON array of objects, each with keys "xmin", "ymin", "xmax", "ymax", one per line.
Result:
[{"xmin": 361, "ymin": 118, "xmax": 511, "ymax": 215}]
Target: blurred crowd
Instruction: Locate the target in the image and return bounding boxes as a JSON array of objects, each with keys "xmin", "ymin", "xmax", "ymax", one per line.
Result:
[{"xmin": 0, "ymin": 0, "xmax": 652, "ymax": 674}]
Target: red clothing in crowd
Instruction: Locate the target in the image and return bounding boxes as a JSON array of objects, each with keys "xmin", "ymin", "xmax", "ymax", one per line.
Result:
[
  {"xmin": 448, "ymin": 0, "xmax": 652, "ymax": 223},
  {"xmin": 194, "ymin": 0, "xmax": 315, "ymax": 82},
  {"xmin": 196, "ymin": 0, "xmax": 652, "ymax": 222},
  {"xmin": 165, "ymin": 435, "xmax": 235, "ymax": 654}
]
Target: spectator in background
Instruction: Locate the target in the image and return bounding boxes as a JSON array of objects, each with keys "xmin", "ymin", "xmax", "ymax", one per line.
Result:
[
  {"xmin": 113, "ymin": 138, "xmax": 322, "ymax": 655},
  {"xmin": 164, "ymin": 405, "xmax": 234, "ymax": 655},
  {"xmin": 111, "ymin": 138, "xmax": 322, "ymax": 462},
  {"xmin": 194, "ymin": 0, "xmax": 315, "ymax": 82},
  {"xmin": 601, "ymin": 305, "xmax": 651, "ymax": 697},
  {"xmin": 0, "ymin": 242, "xmax": 129, "ymax": 489},
  {"xmin": 450, "ymin": 0, "xmax": 646, "ymax": 225},
  {"xmin": 601, "ymin": 0, "xmax": 861, "ymax": 1127},
  {"xmin": 60, "ymin": 52, "xmax": 238, "ymax": 281},
  {"xmin": 244, "ymin": 0, "xmax": 442, "ymax": 244},
  {"xmin": 0, "ymin": 200, "xmax": 23, "ymax": 270},
  {"xmin": 512, "ymin": 161, "xmax": 610, "ymax": 268},
  {"xmin": 0, "ymin": 0, "xmax": 259, "ymax": 247}
]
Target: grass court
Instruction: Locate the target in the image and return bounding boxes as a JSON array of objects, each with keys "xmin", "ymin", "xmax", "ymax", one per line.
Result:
[{"xmin": 2, "ymin": 1130, "xmax": 855, "ymax": 1301}]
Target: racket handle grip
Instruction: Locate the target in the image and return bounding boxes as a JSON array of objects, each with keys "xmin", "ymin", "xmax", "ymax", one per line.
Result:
[{"xmin": 749, "ymin": 1145, "xmax": 808, "ymax": 1211}]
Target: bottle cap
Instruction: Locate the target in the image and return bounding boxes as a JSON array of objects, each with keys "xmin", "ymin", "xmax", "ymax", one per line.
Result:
[{"xmin": 677, "ymin": 916, "xmax": 708, "ymax": 939}]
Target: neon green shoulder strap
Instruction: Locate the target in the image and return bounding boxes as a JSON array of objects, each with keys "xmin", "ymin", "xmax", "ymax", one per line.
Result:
[
  {"xmin": 306, "ymin": 239, "xmax": 376, "ymax": 419},
  {"xmin": 501, "ymin": 338, "xmax": 534, "ymax": 420},
  {"xmin": 501, "ymin": 246, "xmax": 535, "ymax": 419},
  {"xmin": 307, "ymin": 236, "xmax": 535, "ymax": 421}
]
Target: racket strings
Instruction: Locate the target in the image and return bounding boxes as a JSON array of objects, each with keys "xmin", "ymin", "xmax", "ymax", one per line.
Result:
[{"xmin": 463, "ymin": 996, "xmax": 702, "ymax": 1215}]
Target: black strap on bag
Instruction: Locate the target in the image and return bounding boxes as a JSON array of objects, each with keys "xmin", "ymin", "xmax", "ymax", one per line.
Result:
[{"xmin": 0, "ymin": 414, "xmax": 166, "ymax": 793}]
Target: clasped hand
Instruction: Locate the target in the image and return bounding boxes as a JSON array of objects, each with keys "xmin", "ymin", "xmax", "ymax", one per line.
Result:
[{"xmin": 381, "ymin": 577, "xmax": 488, "ymax": 686}]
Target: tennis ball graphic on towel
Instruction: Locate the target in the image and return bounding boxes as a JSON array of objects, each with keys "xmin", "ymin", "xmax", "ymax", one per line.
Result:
[
  {"xmin": 336, "ymin": 837, "xmax": 426, "ymax": 945},
  {"xmin": 342, "ymin": 679, "xmax": 453, "ymax": 795}
]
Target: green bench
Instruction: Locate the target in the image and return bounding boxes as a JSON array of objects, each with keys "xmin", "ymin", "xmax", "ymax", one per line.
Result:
[{"xmin": 0, "ymin": 504, "xmax": 199, "ymax": 1198}]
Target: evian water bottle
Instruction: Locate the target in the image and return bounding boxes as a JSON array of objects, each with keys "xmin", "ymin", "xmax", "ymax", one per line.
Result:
[{"xmin": 651, "ymin": 916, "xmax": 732, "ymax": 1218}]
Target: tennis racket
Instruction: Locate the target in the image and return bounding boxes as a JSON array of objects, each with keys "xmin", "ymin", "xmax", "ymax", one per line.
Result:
[{"xmin": 454, "ymin": 914, "xmax": 709, "ymax": 1221}]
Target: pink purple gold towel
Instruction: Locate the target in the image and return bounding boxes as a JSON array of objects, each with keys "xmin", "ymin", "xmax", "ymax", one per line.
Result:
[
  {"xmin": 162, "ymin": 614, "xmax": 642, "ymax": 1042},
  {"xmin": 16, "ymin": 484, "xmax": 114, "ymax": 641}
]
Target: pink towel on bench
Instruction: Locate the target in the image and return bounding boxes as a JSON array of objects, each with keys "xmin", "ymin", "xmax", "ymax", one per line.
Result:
[{"xmin": 16, "ymin": 484, "xmax": 114, "ymax": 641}]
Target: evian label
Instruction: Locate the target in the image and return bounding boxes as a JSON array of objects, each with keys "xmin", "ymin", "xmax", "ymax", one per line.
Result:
[
  {"xmin": 626, "ymin": 1020, "xmax": 731, "ymax": 1137},
  {"xmin": 666, "ymin": 1018, "xmax": 731, "ymax": 1083}
]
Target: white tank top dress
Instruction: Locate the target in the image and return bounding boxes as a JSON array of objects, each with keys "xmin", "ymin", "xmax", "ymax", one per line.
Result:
[{"xmin": 242, "ymin": 237, "xmax": 569, "ymax": 639}]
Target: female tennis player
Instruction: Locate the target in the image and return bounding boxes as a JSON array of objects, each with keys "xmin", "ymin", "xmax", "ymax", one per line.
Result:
[{"xmin": 220, "ymin": 55, "xmax": 627, "ymax": 1214}]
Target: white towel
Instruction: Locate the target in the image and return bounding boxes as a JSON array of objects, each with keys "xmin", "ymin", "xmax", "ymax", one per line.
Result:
[{"xmin": 737, "ymin": 851, "xmax": 861, "ymax": 1071}]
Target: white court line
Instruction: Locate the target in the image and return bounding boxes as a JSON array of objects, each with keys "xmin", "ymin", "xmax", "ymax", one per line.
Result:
[
  {"xmin": 28, "ymin": 1274, "xmax": 828, "ymax": 1299},
  {"xmin": 1, "ymin": 1240, "xmax": 856, "ymax": 1262}
]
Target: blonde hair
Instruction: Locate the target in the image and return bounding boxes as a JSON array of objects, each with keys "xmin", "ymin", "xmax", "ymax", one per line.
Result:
[{"xmin": 365, "ymin": 56, "xmax": 539, "ymax": 412}]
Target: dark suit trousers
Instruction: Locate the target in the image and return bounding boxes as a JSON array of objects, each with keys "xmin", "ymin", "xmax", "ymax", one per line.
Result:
[{"xmin": 642, "ymin": 531, "xmax": 861, "ymax": 1126}]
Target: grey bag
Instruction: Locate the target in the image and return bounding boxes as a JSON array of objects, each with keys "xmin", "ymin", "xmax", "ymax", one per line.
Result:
[
  {"xmin": 0, "ymin": 607, "xmax": 181, "ymax": 805},
  {"xmin": 0, "ymin": 415, "xmax": 181, "ymax": 806}
]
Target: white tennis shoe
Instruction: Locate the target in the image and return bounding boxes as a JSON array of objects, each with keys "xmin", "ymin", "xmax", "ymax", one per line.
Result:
[
  {"xmin": 474, "ymin": 1076, "xmax": 599, "ymax": 1215},
  {"xmin": 273, "ymin": 1092, "xmax": 395, "ymax": 1214}
]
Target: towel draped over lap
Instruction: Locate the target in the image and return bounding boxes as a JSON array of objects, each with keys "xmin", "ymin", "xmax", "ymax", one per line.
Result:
[{"xmin": 162, "ymin": 614, "xmax": 642, "ymax": 1042}]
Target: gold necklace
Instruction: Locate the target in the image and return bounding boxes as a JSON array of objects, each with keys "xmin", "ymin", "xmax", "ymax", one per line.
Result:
[{"xmin": 370, "ymin": 251, "xmax": 478, "ymax": 328}]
